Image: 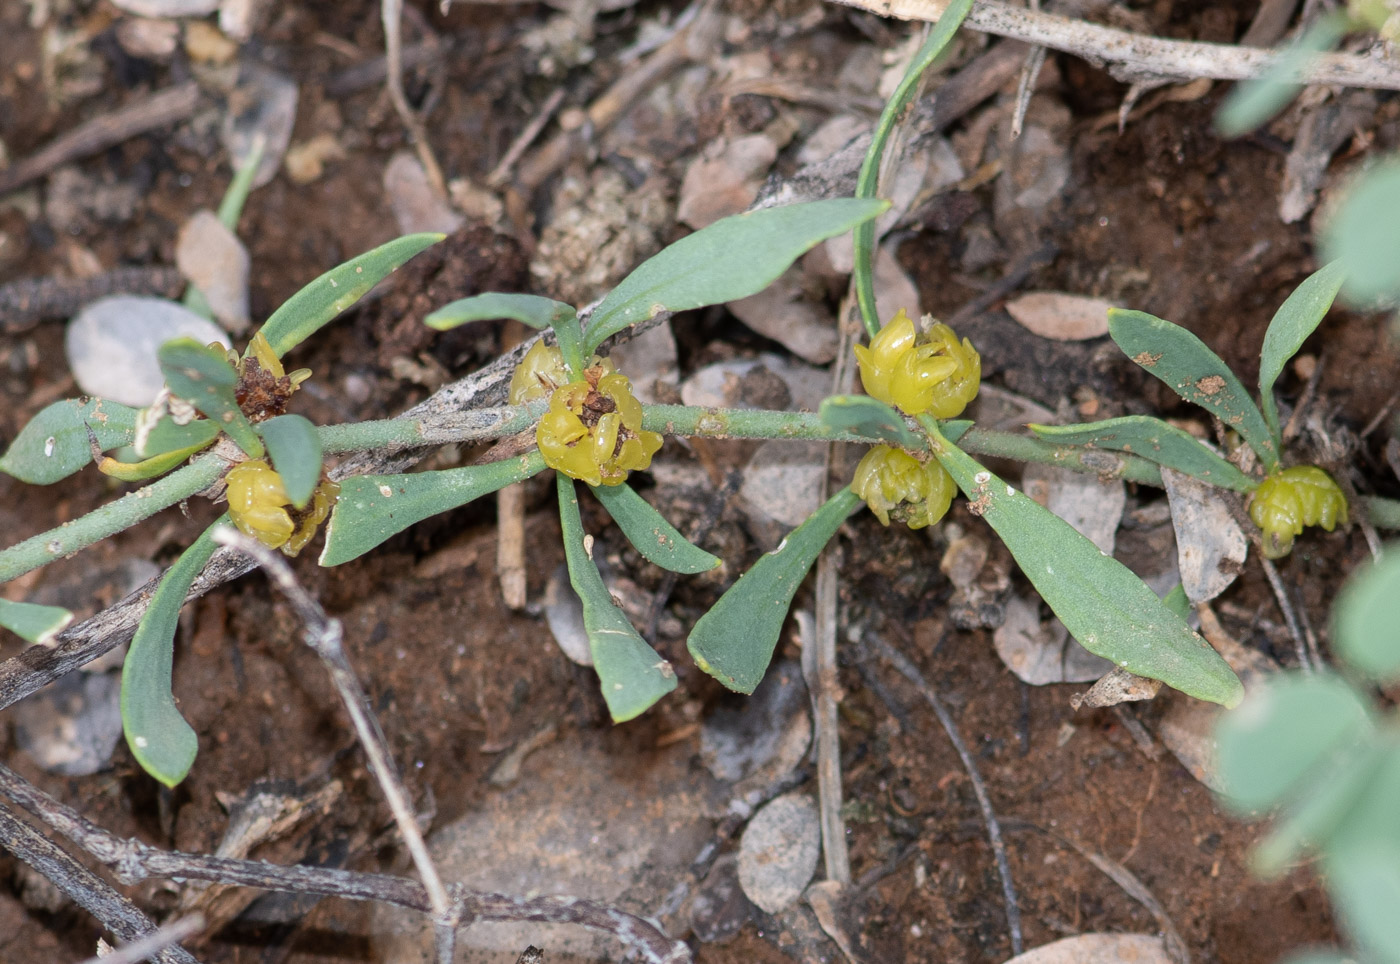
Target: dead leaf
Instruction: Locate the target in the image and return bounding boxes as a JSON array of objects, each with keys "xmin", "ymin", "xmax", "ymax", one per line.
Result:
[
  {"xmin": 1001, "ymin": 933, "xmax": 1172, "ymax": 964},
  {"xmin": 1006, "ymin": 291, "xmax": 1113, "ymax": 341},
  {"xmin": 1161, "ymin": 466, "xmax": 1247, "ymax": 605}
]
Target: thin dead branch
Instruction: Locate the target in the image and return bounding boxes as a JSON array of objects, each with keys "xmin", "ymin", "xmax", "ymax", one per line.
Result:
[
  {"xmin": 0, "ymin": 267, "xmax": 185, "ymax": 330},
  {"xmin": 826, "ymin": 0, "xmax": 1400, "ymax": 90},
  {"xmin": 79, "ymin": 915, "xmax": 206, "ymax": 964},
  {"xmin": 381, "ymin": 0, "xmax": 448, "ymax": 198},
  {"xmin": 0, "ymin": 763, "xmax": 691, "ymax": 964}
]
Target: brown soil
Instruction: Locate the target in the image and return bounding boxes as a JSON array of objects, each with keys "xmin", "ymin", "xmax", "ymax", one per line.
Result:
[{"xmin": 2, "ymin": 0, "xmax": 1396, "ymax": 962}]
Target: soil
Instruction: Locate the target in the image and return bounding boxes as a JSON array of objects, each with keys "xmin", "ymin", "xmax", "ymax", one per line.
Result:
[{"xmin": 2, "ymin": 0, "xmax": 1397, "ymax": 962}]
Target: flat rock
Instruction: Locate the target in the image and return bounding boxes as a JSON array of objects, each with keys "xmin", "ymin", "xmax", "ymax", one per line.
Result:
[
  {"xmin": 1005, "ymin": 291, "xmax": 1112, "ymax": 341},
  {"xmin": 12, "ymin": 671, "xmax": 122, "ymax": 777},
  {"xmin": 1162, "ymin": 466, "xmax": 1247, "ymax": 605},
  {"xmin": 993, "ymin": 593, "xmax": 1113, "ymax": 685},
  {"xmin": 1001, "ymin": 934, "xmax": 1172, "ymax": 964},
  {"xmin": 737, "ymin": 792, "xmax": 821, "ymax": 914},
  {"xmin": 65, "ymin": 296, "xmax": 230, "ymax": 407},
  {"xmin": 176, "ymin": 209, "xmax": 250, "ymax": 333},
  {"xmin": 384, "ymin": 151, "xmax": 464, "ymax": 236},
  {"xmin": 220, "ymin": 63, "xmax": 298, "ymax": 188}
]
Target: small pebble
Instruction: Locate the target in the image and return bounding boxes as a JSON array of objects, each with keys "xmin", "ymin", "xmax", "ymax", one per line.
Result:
[{"xmin": 737, "ymin": 791, "xmax": 821, "ymax": 914}]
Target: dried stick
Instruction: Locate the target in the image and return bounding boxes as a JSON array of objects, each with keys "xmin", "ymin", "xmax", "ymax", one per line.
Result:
[
  {"xmin": 0, "ymin": 266, "xmax": 184, "ymax": 329},
  {"xmin": 0, "ymin": 802, "xmax": 201, "ymax": 964},
  {"xmin": 208, "ymin": 529, "xmax": 455, "ymax": 961},
  {"xmin": 80, "ymin": 915, "xmax": 206, "ymax": 964},
  {"xmin": 0, "ymin": 764, "xmax": 689, "ymax": 963},
  {"xmin": 826, "ymin": 0, "xmax": 1400, "ymax": 89},
  {"xmin": 863, "ymin": 630, "xmax": 1024, "ymax": 955},
  {"xmin": 1260, "ymin": 556, "xmax": 1320, "ymax": 671},
  {"xmin": 380, "ymin": 0, "xmax": 448, "ymax": 198},
  {"xmin": 0, "ymin": 82, "xmax": 202, "ymax": 196}
]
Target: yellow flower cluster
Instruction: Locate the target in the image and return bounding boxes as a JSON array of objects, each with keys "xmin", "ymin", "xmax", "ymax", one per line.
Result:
[
  {"xmin": 225, "ymin": 459, "xmax": 340, "ymax": 556},
  {"xmin": 852, "ymin": 446, "xmax": 956, "ymax": 529},
  {"xmin": 536, "ymin": 368, "xmax": 663, "ymax": 487},
  {"xmin": 508, "ymin": 341, "xmax": 610, "ymax": 405},
  {"xmin": 855, "ymin": 310, "xmax": 980, "ymax": 418},
  {"xmin": 1249, "ymin": 465, "xmax": 1348, "ymax": 559}
]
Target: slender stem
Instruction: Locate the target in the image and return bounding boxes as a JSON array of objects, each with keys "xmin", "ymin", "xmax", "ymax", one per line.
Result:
[
  {"xmin": 641, "ymin": 405, "xmax": 886, "ymax": 443},
  {"xmin": 852, "ymin": 0, "xmax": 974, "ymax": 336},
  {"xmin": 0, "ymin": 456, "xmax": 225, "ymax": 586},
  {"xmin": 316, "ymin": 406, "xmax": 537, "ymax": 453},
  {"xmin": 956, "ymin": 426, "xmax": 1165, "ymax": 487}
]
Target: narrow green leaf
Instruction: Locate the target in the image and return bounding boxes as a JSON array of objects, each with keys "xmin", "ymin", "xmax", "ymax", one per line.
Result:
[
  {"xmin": 818, "ymin": 395, "xmax": 922, "ymax": 449},
  {"xmin": 426, "ymin": 293, "xmax": 577, "ymax": 332},
  {"xmin": 1320, "ymin": 158, "xmax": 1400, "ymax": 305},
  {"xmin": 1029, "ymin": 416, "xmax": 1256, "ymax": 492},
  {"xmin": 0, "ymin": 398, "xmax": 138, "ymax": 484},
  {"xmin": 258, "ymin": 414, "xmax": 322, "ymax": 509},
  {"xmin": 929, "ymin": 430, "xmax": 1243, "ymax": 706},
  {"xmin": 1333, "ymin": 548, "xmax": 1400, "ymax": 683},
  {"xmin": 135, "ymin": 414, "xmax": 220, "ymax": 460},
  {"xmin": 1109, "ymin": 308, "xmax": 1279, "ymax": 471},
  {"xmin": 1163, "ymin": 582, "xmax": 1191, "ymax": 621},
  {"xmin": 583, "ymin": 199, "xmax": 889, "ymax": 353},
  {"xmin": 589, "ymin": 482, "xmax": 721, "ymax": 574},
  {"xmin": 257, "ymin": 233, "xmax": 444, "ymax": 359},
  {"xmin": 157, "ymin": 338, "xmax": 264, "ymax": 458},
  {"xmin": 688, "ymin": 488, "xmax": 861, "ymax": 694},
  {"xmin": 1216, "ymin": 15, "xmax": 1348, "ymax": 137},
  {"xmin": 99, "ymin": 442, "xmax": 212, "ymax": 482},
  {"xmin": 1259, "ymin": 260, "xmax": 1346, "ymax": 441},
  {"xmin": 320, "ymin": 452, "xmax": 547, "ymax": 567},
  {"xmin": 0, "ymin": 598, "xmax": 73, "ymax": 645},
  {"xmin": 121, "ymin": 520, "xmax": 223, "ymax": 787},
  {"xmin": 557, "ymin": 473, "xmax": 677, "ymax": 721},
  {"xmin": 1215, "ymin": 672, "xmax": 1372, "ymax": 813}
]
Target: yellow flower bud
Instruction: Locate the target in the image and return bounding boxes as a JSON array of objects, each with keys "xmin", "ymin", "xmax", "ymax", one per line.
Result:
[
  {"xmin": 536, "ymin": 367, "xmax": 663, "ymax": 487},
  {"xmin": 1249, "ymin": 465, "xmax": 1348, "ymax": 559},
  {"xmin": 225, "ymin": 459, "xmax": 339, "ymax": 556},
  {"xmin": 508, "ymin": 340, "xmax": 614, "ymax": 405},
  {"xmin": 852, "ymin": 445, "xmax": 956, "ymax": 529},
  {"xmin": 855, "ymin": 309, "xmax": 980, "ymax": 418}
]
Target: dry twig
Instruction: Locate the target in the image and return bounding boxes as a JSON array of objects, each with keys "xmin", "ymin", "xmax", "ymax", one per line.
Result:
[
  {"xmin": 79, "ymin": 916, "xmax": 206, "ymax": 964},
  {"xmin": 826, "ymin": 0, "xmax": 1400, "ymax": 90}
]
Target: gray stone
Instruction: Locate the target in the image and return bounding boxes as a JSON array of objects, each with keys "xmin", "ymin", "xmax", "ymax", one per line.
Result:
[
  {"xmin": 737, "ymin": 792, "xmax": 821, "ymax": 914},
  {"xmin": 13, "ymin": 671, "xmax": 123, "ymax": 776}
]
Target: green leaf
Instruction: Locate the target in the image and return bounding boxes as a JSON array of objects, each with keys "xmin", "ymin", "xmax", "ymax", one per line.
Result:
[
  {"xmin": 688, "ymin": 487, "xmax": 861, "ymax": 693},
  {"xmin": 135, "ymin": 414, "xmax": 220, "ymax": 460},
  {"xmin": 589, "ymin": 483, "xmax": 721, "ymax": 574},
  {"xmin": 818, "ymin": 395, "xmax": 922, "ymax": 449},
  {"xmin": 583, "ymin": 198, "xmax": 889, "ymax": 353},
  {"xmin": 557, "ymin": 473, "xmax": 677, "ymax": 721},
  {"xmin": 1324, "ymin": 842, "xmax": 1400, "ymax": 963},
  {"xmin": 1163, "ymin": 582, "xmax": 1191, "ymax": 621},
  {"xmin": 1320, "ymin": 158, "xmax": 1400, "ymax": 305},
  {"xmin": 0, "ymin": 398, "xmax": 138, "ymax": 484},
  {"xmin": 1029, "ymin": 416, "xmax": 1256, "ymax": 492},
  {"xmin": 1109, "ymin": 308, "xmax": 1279, "ymax": 472},
  {"xmin": 0, "ymin": 598, "xmax": 73, "ymax": 645},
  {"xmin": 121, "ymin": 520, "xmax": 223, "ymax": 787},
  {"xmin": 157, "ymin": 338, "xmax": 264, "ymax": 458},
  {"xmin": 929, "ymin": 431, "xmax": 1243, "ymax": 707},
  {"xmin": 320, "ymin": 452, "xmax": 547, "ymax": 566},
  {"xmin": 1258, "ymin": 260, "xmax": 1347, "ymax": 441},
  {"xmin": 1215, "ymin": 672, "xmax": 1372, "ymax": 813},
  {"xmin": 1215, "ymin": 14, "xmax": 1347, "ymax": 137},
  {"xmin": 257, "ymin": 233, "xmax": 444, "ymax": 359},
  {"xmin": 98, "ymin": 443, "xmax": 212, "ymax": 482},
  {"xmin": 257, "ymin": 414, "xmax": 322, "ymax": 509},
  {"xmin": 1251, "ymin": 740, "xmax": 1386, "ymax": 879},
  {"xmin": 1333, "ymin": 548, "xmax": 1400, "ymax": 683},
  {"xmin": 426, "ymin": 293, "xmax": 577, "ymax": 332}
]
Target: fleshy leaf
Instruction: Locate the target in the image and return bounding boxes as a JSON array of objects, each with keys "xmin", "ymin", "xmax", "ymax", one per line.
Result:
[
  {"xmin": 1214, "ymin": 672, "xmax": 1372, "ymax": 813},
  {"xmin": 258, "ymin": 414, "xmax": 322, "ymax": 509},
  {"xmin": 1109, "ymin": 308, "xmax": 1279, "ymax": 472},
  {"xmin": 557, "ymin": 473, "xmax": 677, "ymax": 721},
  {"xmin": 688, "ymin": 487, "xmax": 861, "ymax": 693},
  {"xmin": 589, "ymin": 482, "xmax": 721, "ymax": 574},
  {"xmin": 0, "ymin": 598, "xmax": 73, "ymax": 645},
  {"xmin": 583, "ymin": 198, "xmax": 888, "ymax": 353},
  {"xmin": 1333, "ymin": 549, "xmax": 1400, "ymax": 683},
  {"xmin": 1258, "ymin": 260, "xmax": 1346, "ymax": 442},
  {"xmin": 426, "ymin": 293, "xmax": 577, "ymax": 332},
  {"xmin": 0, "ymin": 398, "xmax": 138, "ymax": 484},
  {"xmin": 819, "ymin": 395, "xmax": 922, "ymax": 449},
  {"xmin": 1320, "ymin": 158, "xmax": 1400, "ymax": 305},
  {"xmin": 320, "ymin": 452, "xmax": 547, "ymax": 566},
  {"xmin": 121, "ymin": 520, "xmax": 223, "ymax": 787},
  {"xmin": 135, "ymin": 414, "xmax": 220, "ymax": 460},
  {"xmin": 1325, "ymin": 840, "xmax": 1400, "ymax": 962},
  {"xmin": 99, "ymin": 443, "xmax": 212, "ymax": 482},
  {"xmin": 257, "ymin": 233, "xmax": 444, "ymax": 359},
  {"xmin": 930, "ymin": 430, "xmax": 1243, "ymax": 707},
  {"xmin": 1030, "ymin": 416, "xmax": 1256, "ymax": 492},
  {"xmin": 157, "ymin": 338, "xmax": 264, "ymax": 458}
]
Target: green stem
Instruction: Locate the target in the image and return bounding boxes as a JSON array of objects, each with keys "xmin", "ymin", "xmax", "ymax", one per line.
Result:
[
  {"xmin": 956, "ymin": 426, "xmax": 1166, "ymax": 487},
  {"xmin": 641, "ymin": 405, "xmax": 887, "ymax": 443},
  {"xmin": 316, "ymin": 406, "xmax": 538, "ymax": 453},
  {"xmin": 852, "ymin": 0, "xmax": 974, "ymax": 337},
  {"xmin": 1360, "ymin": 495, "xmax": 1400, "ymax": 531},
  {"xmin": 0, "ymin": 456, "xmax": 225, "ymax": 585}
]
